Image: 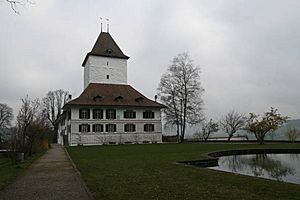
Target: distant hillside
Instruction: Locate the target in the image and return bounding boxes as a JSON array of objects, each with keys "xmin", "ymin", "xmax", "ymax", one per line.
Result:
[{"xmin": 164, "ymin": 119, "xmax": 300, "ymax": 141}]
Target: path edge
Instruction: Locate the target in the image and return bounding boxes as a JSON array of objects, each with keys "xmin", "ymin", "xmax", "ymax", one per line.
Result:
[{"xmin": 63, "ymin": 147, "xmax": 95, "ymax": 200}]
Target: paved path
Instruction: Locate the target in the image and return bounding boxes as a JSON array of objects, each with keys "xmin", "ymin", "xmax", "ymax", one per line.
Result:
[{"xmin": 0, "ymin": 144, "xmax": 91, "ymax": 200}]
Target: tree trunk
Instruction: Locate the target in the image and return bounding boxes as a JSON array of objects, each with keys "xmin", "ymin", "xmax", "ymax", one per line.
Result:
[
  {"xmin": 53, "ymin": 125, "xmax": 59, "ymax": 143},
  {"xmin": 227, "ymin": 134, "xmax": 233, "ymax": 141}
]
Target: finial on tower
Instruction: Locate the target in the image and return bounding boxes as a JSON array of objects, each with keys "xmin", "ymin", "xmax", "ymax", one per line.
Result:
[
  {"xmin": 100, "ymin": 17, "xmax": 103, "ymax": 32},
  {"xmin": 106, "ymin": 18, "xmax": 109, "ymax": 33}
]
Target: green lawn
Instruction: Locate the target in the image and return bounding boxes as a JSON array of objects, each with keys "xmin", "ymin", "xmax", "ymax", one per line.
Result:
[
  {"xmin": 0, "ymin": 152, "xmax": 45, "ymax": 190},
  {"xmin": 67, "ymin": 143, "xmax": 300, "ymax": 200}
]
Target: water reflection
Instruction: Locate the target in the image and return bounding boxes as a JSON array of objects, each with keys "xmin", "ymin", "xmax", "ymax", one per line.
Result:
[{"xmin": 210, "ymin": 154, "xmax": 300, "ymax": 184}]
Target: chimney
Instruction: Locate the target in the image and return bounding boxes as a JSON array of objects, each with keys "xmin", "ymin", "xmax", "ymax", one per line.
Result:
[
  {"xmin": 68, "ymin": 94, "xmax": 72, "ymax": 100},
  {"xmin": 154, "ymin": 95, "xmax": 158, "ymax": 102}
]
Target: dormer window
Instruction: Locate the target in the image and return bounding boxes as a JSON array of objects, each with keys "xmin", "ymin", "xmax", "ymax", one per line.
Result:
[
  {"xmin": 114, "ymin": 96, "xmax": 123, "ymax": 101},
  {"xmin": 93, "ymin": 95, "xmax": 102, "ymax": 101},
  {"xmin": 106, "ymin": 48, "xmax": 113, "ymax": 54},
  {"xmin": 135, "ymin": 97, "xmax": 144, "ymax": 102}
]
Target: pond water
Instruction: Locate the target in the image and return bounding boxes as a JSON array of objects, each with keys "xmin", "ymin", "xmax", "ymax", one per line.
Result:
[{"xmin": 209, "ymin": 154, "xmax": 300, "ymax": 185}]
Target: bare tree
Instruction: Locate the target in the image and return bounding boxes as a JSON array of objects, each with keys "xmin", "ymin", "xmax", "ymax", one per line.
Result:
[
  {"xmin": 219, "ymin": 111, "xmax": 246, "ymax": 141},
  {"xmin": 17, "ymin": 95, "xmax": 39, "ymax": 152},
  {"xmin": 194, "ymin": 119, "xmax": 219, "ymax": 141},
  {"xmin": 285, "ymin": 128, "xmax": 300, "ymax": 143},
  {"xmin": 158, "ymin": 52, "xmax": 204, "ymax": 143},
  {"xmin": 43, "ymin": 89, "xmax": 69, "ymax": 142},
  {"xmin": 0, "ymin": 103, "xmax": 13, "ymax": 144},
  {"xmin": 4, "ymin": 0, "xmax": 34, "ymax": 14},
  {"xmin": 245, "ymin": 107, "xmax": 288, "ymax": 144},
  {"xmin": 26, "ymin": 109, "xmax": 53, "ymax": 156}
]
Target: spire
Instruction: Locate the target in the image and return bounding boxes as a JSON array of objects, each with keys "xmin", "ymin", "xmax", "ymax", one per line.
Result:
[{"xmin": 82, "ymin": 32, "xmax": 129, "ymax": 66}]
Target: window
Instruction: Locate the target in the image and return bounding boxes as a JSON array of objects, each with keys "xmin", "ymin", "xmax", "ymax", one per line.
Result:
[
  {"xmin": 106, "ymin": 75, "xmax": 109, "ymax": 79},
  {"xmin": 79, "ymin": 124, "xmax": 90, "ymax": 132},
  {"xmin": 93, "ymin": 124, "xmax": 103, "ymax": 132},
  {"xmin": 106, "ymin": 61, "xmax": 108, "ymax": 66},
  {"xmin": 143, "ymin": 110, "xmax": 154, "ymax": 119},
  {"xmin": 144, "ymin": 124, "xmax": 154, "ymax": 132},
  {"xmin": 106, "ymin": 109, "xmax": 116, "ymax": 119},
  {"xmin": 93, "ymin": 109, "xmax": 103, "ymax": 119},
  {"xmin": 124, "ymin": 110, "xmax": 136, "ymax": 119},
  {"xmin": 124, "ymin": 124, "xmax": 136, "ymax": 132},
  {"xmin": 106, "ymin": 124, "xmax": 116, "ymax": 132},
  {"xmin": 79, "ymin": 109, "xmax": 90, "ymax": 119}
]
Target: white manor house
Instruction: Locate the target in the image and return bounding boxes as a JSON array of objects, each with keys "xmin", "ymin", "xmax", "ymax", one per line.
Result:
[{"xmin": 57, "ymin": 29, "xmax": 164, "ymax": 146}]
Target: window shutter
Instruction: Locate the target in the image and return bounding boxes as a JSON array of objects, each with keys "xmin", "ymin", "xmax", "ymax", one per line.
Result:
[
  {"xmin": 79, "ymin": 124, "xmax": 82, "ymax": 132},
  {"xmin": 87, "ymin": 109, "xmax": 90, "ymax": 119},
  {"xmin": 79, "ymin": 109, "xmax": 82, "ymax": 119}
]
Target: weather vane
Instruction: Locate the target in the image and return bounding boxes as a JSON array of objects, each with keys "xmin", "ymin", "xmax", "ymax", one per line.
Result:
[
  {"xmin": 106, "ymin": 18, "xmax": 109, "ymax": 33},
  {"xmin": 100, "ymin": 17, "xmax": 103, "ymax": 32}
]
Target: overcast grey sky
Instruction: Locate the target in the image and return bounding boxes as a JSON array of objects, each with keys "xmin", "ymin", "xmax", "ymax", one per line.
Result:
[{"xmin": 1, "ymin": 0, "xmax": 300, "ymax": 121}]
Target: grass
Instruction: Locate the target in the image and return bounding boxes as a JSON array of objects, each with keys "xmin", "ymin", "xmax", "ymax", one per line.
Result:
[
  {"xmin": 0, "ymin": 151, "xmax": 45, "ymax": 190},
  {"xmin": 67, "ymin": 143, "xmax": 300, "ymax": 200}
]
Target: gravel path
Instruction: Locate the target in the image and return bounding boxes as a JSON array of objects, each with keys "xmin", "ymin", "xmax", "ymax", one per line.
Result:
[{"xmin": 0, "ymin": 144, "xmax": 91, "ymax": 200}]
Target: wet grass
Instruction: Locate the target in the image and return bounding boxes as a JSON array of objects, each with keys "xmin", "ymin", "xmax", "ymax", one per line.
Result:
[{"xmin": 67, "ymin": 143, "xmax": 300, "ymax": 200}]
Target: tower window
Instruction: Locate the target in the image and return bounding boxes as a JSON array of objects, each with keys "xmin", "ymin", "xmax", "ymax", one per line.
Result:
[{"xmin": 107, "ymin": 75, "xmax": 109, "ymax": 79}]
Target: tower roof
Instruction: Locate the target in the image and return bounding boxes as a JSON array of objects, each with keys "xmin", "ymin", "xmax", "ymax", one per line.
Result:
[{"xmin": 82, "ymin": 32, "xmax": 129, "ymax": 66}]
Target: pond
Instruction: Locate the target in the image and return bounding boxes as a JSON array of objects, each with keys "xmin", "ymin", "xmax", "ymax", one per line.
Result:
[{"xmin": 209, "ymin": 154, "xmax": 300, "ymax": 185}]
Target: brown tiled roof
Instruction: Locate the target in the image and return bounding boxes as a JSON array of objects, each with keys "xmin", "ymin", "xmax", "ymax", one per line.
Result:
[
  {"xmin": 64, "ymin": 83, "xmax": 165, "ymax": 108},
  {"xmin": 82, "ymin": 32, "xmax": 129, "ymax": 66}
]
